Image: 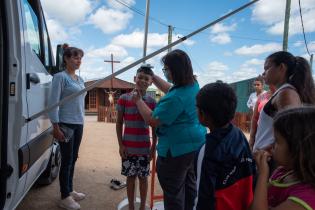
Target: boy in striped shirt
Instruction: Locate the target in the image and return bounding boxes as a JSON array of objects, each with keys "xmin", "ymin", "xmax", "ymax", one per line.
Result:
[{"xmin": 116, "ymin": 65, "xmax": 156, "ymax": 210}]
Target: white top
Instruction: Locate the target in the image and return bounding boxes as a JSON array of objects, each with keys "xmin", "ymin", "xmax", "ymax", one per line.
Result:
[
  {"xmin": 247, "ymin": 91, "xmax": 266, "ymax": 111},
  {"xmin": 253, "ymin": 84, "xmax": 294, "ymax": 152}
]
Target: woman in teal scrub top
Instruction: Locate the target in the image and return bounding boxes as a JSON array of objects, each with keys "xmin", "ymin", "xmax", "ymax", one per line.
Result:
[{"xmin": 133, "ymin": 49, "xmax": 205, "ymax": 210}]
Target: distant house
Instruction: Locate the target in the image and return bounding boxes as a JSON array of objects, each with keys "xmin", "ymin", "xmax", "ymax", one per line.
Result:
[
  {"xmin": 146, "ymin": 87, "xmax": 164, "ymax": 102},
  {"xmin": 84, "ymin": 77, "xmax": 135, "ymax": 114}
]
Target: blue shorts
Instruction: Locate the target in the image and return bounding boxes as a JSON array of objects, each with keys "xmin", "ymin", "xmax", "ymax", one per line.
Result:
[{"xmin": 121, "ymin": 156, "xmax": 150, "ymax": 177}]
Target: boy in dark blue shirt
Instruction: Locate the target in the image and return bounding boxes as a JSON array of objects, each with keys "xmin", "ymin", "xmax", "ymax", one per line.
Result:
[{"xmin": 194, "ymin": 82, "xmax": 256, "ymax": 210}]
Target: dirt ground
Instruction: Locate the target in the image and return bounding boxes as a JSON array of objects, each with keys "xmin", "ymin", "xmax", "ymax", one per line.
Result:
[
  {"xmin": 16, "ymin": 116, "xmax": 249, "ymax": 210},
  {"xmin": 16, "ymin": 116, "xmax": 162, "ymax": 210}
]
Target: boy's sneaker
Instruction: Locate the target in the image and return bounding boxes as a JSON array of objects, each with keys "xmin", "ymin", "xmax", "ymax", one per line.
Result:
[
  {"xmin": 110, "ymin": 179, "xmax": 126, "ymax": 190},
  {"xmin": 59, "ymin": 196, "xmax": 81, "ymax": 210},
  {"xmin": 70, "ymin": 191, "xmax": 86, "ymax": 201}
]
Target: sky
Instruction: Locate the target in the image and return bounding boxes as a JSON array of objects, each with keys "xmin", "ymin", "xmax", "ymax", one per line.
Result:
[{"xmin": 41, "ymin": 0, "xmax": 315, "ymax": 87}]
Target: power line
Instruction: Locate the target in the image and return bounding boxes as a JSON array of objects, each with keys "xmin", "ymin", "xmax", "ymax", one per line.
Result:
[
  {"xmin": 113, "ymin": 0, "xmax": 169, "ymax": 27},
  {"xmin": 298, "ymin": 0, "xmax": 312, "ymax": 56},
  {"xmin": 175, "ymin": 26, "xmax": 284, "ymax": 43},
  {"xmin": 114, "ymin": 0, "xmax": 285, "ymax": 44},
  {"xmin": 174, "ymin": 29, "xmax": 204, "ymax": 72}
]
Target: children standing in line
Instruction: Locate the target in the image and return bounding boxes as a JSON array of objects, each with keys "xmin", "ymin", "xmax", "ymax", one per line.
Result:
[
  {"xmin": 194, "ymin": 82, "xmax": 256, "ymax": 210},
  {"xmin": 250, "ymin": 106, "xmax": 315, "ymax": 210},
  {"xmin": 116, "ymin": 65, "xmax": 157, "ymax": 210}
]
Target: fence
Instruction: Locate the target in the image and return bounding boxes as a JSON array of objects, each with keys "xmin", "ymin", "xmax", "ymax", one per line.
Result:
[
  {"xmin": 232, "ymin": 112, "xmax": 251, "ymax": 133},
  {"xmin": 98, "ymin": 106, "xmax": 117, "ymax": 123}
]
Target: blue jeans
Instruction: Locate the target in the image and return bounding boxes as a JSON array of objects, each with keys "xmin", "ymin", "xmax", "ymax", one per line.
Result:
[{"xmin": 59, "ymin": 123, "xmax": 83, "ymax": 199}]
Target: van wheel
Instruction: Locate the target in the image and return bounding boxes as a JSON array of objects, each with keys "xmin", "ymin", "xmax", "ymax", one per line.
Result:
[{"xmin": 37, "ymin": 142, "xmax": 61, "ymax": 185}]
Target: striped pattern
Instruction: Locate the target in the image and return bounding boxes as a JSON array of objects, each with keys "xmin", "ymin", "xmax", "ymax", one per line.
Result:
[{"xmin": 117, "ymin": 92, "xmax": 156, "ymax": 155}]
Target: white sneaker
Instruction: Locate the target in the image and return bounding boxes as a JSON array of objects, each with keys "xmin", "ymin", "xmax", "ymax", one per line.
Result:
[
  {"xmin": 59, "ymin": 196, "xmax": 81, "ymax": 210},
  {"xmin": 70, "ymin": 191, "xmax": 86, "ymax": 201}
]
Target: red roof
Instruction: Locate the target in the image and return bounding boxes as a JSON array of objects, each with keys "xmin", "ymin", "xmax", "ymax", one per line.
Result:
[{"xmin": 85, "ymin": 77, "xmax": 135, "ymax": 89}]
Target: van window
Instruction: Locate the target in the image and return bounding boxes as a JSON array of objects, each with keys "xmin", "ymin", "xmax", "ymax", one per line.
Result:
[
  {"xmin": 23, "ymin": 0, "xmax": 41, "ymax": 57},
  {"xmin": 42, "ymin": 20, "xmax": 51, "ymax": 67}
]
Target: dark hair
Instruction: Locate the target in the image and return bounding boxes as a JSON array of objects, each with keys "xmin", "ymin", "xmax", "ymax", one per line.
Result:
[
  {"xmin": 161, "ymin": 49, "xmax": 195, "ymax": 86},
  {"xmin": 137, "ymin": 66, "xmax": 154, "ymax": 76},
  {"xmin": 267, "ymin": 51, "xmax": 315, "ymax": 104},
  {"xmin": 196, "ymin": 82, "xmax": 237, "ymax": 127},
  {"xmin": 62, "ymin": 43, "xmax": 84, "ymax": 67},
  {"xmin": 254, "ymin": 75, "xmax": 264, "ymax": 85},
  {"xmin": 273, "ymin": 106, "xmax": 315, "ymax": 187}
]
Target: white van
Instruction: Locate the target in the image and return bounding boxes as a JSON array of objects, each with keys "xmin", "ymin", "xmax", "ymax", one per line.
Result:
[{"xmin": 0, "ymin": 0, "xmax": 63, "ymax": 209}]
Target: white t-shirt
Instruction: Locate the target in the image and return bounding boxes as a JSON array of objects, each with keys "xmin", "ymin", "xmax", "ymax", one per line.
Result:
[{"xmin": 247, "ymin": 91, "xmax": 266, "ymax": 111}]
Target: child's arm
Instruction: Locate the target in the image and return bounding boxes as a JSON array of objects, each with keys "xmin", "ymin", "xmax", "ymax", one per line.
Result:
[
  {"xmin": 116, "ymin": 110, "xmax": 127, "ymax": 159},
  {"xmin": 149, "ymin": 127, "xmax": 157, "ymax": 161},
  {"xmin": 249, "ymin": 150, "xmax": 270, "ymax": 210},
  {"xmin": 249, "ymin": 101, "xmax": 259, "ymax": 150}
]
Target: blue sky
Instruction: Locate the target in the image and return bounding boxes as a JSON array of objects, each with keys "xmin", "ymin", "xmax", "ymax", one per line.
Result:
[{"xmin": 42, "ymin": 0, "xmax": 315, "ymax": 87}]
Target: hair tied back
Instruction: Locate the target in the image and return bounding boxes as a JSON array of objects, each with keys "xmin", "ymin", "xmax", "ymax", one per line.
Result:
[{"xmin": 62, "ymin": 43, "xmax": 69, "ymax": 50}]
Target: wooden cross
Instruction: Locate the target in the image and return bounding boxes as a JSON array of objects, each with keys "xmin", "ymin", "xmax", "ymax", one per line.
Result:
[{"xmin": 104, "ymin": 53, "xmax": 120, "ymax": 90}]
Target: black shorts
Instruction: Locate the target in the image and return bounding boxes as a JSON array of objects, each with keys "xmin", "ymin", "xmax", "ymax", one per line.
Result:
[{"xmin": 121, "ymin": 156, "xmax": 150, "ymax": 177}]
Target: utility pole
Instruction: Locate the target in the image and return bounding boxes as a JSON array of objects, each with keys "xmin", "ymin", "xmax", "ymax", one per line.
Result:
[
  {"xmin": 143, "ymin": 0, "xmax": 150, "ymax": 62},
  {"xmin": 283, "ymin": 0, "xmax": 291, "ymax": 51},
  {"xmin": 168, "ymin": 25, "xmax": 173, "ymax": 52},
  {"xmin": 104, "ymin": 54, "xmax": 120, "ymax": 90},
  {"xmin": 311, "ymin": 54, "xmax": 314, "ymax": 73}
]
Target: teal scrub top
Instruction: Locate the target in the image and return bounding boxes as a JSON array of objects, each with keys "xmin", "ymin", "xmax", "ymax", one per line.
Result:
[{"xmin": 153, "ymin": 82, "xmax": 206, "ymax": 157}]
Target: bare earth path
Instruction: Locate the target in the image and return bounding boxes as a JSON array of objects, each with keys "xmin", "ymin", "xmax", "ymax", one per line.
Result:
[
  {"xmin": 17, "ymin": 117, "xmax": 131, "ymax": 210},
  {"xmin": 16, "ymin": 117, "xmax": 248, "ymax": 210}
]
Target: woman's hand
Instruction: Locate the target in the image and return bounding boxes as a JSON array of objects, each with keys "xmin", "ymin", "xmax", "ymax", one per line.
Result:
[
  {"xmin": 52, "ymin": 126, "xmax": 65, "ymax": 142},
  {"xmin": 254, "ymin": 150, "xmax": 272, "ymax": 176}
]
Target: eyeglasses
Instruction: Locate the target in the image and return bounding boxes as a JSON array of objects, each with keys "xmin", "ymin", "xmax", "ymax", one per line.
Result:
[{"xmin": 162, "ymin": 67, "xmax": 168, "ymax": 73}]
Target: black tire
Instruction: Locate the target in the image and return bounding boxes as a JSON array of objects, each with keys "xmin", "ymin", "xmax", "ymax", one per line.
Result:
[{"xmin": 37, "ymin": 141, "xmax": 61, "ymax": 185}]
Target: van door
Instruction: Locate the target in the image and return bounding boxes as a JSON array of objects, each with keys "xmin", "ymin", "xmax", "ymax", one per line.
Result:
[
  {"xmin": 20, "ymin": 0, "xmax": 54, "ymax": 191},
  {"xmin": 0, "ymin": 0, "xmax": 10, "ymax": 208}
]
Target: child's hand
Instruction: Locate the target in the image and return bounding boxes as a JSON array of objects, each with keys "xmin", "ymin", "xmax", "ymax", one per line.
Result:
[
  {"xmin": 254, "ymin": 150, "xmax": 271, "ymax": 176},
  {"xmin": 119, "ymin": 145, "xmax": 128, "ymax": 159}
]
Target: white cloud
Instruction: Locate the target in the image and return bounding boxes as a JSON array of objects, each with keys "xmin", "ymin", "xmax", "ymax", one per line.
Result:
[
  {"xmin": 111, "ymin": 30, "xmax": 195, "ymax": 48},
  {"xmin": 210, "ymin": 33, "xmax": 231, "ymax": 44},
  {"xmin": 251, "ymin": 0, "xmax": 285, "ymax": 25},
  {"xmin": 46, "ymin": 19, "xmax": 69, "ymax": 43},
  {"xmin": 294, "ymin": 41, "xmax": 304, "ymax": 47},
  {"xmin": 86, "ymin": 44, "xmax": 128, "ymax": 58},
  {"xmin": 42, "ymin": 0, "xmax": 92, "ymax": 26},
  {"xmin": 308, "ymin": 41, "xmax": 315, "ymax": 51},
  {"xmin": 196, "ymin": 61, "xmax": 230, "ymax": 86},
  {"xmin": 89, "ymin": 7, "xmax": 133, "ymax": 34},
  {"xmin": 234, "ymin": 43, "xmax": 282, "ymax": 56},
  {"xmin": 112, "ymin": 31, "xmax": 166, "ymax": 48},
  {"xmin": 252, "ymin": 0, "xmax": 315, "ymax": 35},
  {"xmin": 232, "ymin": 66, "xmax": 259, "ymax": 81},
  {"xmin": 209, "ymin": 23, "xmax": 236, "ymax": 45},
  {"xmin": 243, "ymin": 58, "xmax": 264, "ymax": 66},
  {"xmin": 196, "ymin": 59, "xmax": 264, "ymax": 86},
  {"xmin": 224, "ymin": 51, "xmax": 233, "ymax": 56},
  {"xmin": 210, "ymin": 23, "xmax": 237, "ymax": 34},
  {"xmin": 107, "ymin": 0, "xmax": 136, "ymax": 10}
]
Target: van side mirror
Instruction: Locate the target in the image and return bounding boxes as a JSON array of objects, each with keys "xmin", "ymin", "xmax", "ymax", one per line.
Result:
[{"xmin": 51, "ymin": 44, "xmax": 64, "ymax": 75}]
